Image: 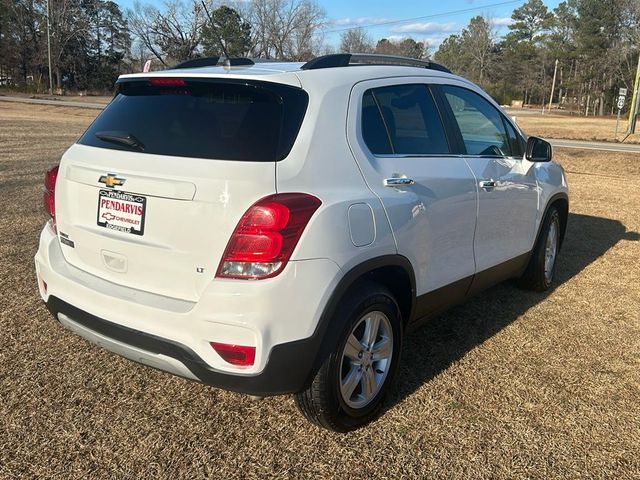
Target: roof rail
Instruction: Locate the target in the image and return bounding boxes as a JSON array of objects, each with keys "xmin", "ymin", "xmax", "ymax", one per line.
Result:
[
  {"xmin": 172, "ymin": 56, "xmax": 255, "ymax": 69},
  {"xmin": 300, "ymin": 53, "xmax": 452, "ymax": 74}
]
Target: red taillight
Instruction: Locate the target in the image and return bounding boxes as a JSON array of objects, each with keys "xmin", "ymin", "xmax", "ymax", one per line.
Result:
[
  {"xmin": 216, "ymin": 193, "xmax": 322, "ymax": 279},
  {"xmin": 210, "ymin": 342, "xmax": 256, "ymax": 367},
  {"xmin": 44, "ymin": 165, "xmax": 59, "ymax": 231},
  {"xmin": 44, "ymin": 166, "xmax": 58, "ymax": 191},
  {"xmin": 149, "ymin": 77, "xmax": 186, "ymax": 87},
  {"xmin": 43, "ymin": 190, "xmax": 55, "ymax": 218}
]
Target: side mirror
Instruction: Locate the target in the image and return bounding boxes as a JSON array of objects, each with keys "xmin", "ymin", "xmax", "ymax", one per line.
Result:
[{"xmin": 526, "ymin": 136, "xmax": 552, "ymax": 162}]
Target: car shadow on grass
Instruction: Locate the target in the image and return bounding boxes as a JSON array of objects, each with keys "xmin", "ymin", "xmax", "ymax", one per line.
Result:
[{"xmin": 386, "ymin": 212, "xmax": 640, "ymax": 409}]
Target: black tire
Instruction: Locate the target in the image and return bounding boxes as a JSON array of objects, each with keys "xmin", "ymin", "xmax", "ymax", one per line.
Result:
[
  {"xmin": 518, "ymin": 206, "xmax": 561, "ymax": 291},
  {"xmin": 294, "ymin": 282, "xmax": 403, "ymax": 432}
]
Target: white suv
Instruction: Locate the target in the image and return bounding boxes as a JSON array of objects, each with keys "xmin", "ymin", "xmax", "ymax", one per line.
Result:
[{"xmin": 35, "ymin": 54, "xmax": 568, "ymax": 432}]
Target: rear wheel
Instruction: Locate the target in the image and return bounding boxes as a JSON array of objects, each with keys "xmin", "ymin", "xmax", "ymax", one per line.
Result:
[
  {"xmin": 294, "ymin": 283, "xmax": 402, "ymax": 432},
  {"xmin": 519, "ymin": 206, "xmax": 561, "ymax": 291}
]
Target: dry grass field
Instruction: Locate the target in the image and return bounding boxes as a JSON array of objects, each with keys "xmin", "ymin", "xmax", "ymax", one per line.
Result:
[
  {"xmin": 0, "ymin": 101, "xmax": 639, "ymax": 479},
  {"xmin": 512, "ymin": 111, "xmax": 640, "ymax": 144}
]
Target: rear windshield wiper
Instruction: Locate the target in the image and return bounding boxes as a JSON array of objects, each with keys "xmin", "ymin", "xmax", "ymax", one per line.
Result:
[{"xmin": 95, "ymin": 131, "xmax": 145, "ymax": 152}]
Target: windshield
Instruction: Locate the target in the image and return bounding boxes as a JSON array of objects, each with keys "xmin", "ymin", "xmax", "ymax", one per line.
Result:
[{"xmin": 79, "ymin": 78, "xmax": 308, "ymax": 162}]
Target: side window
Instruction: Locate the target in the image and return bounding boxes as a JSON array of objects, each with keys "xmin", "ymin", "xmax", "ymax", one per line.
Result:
[
  {"xmin": 503, "ymin": 117, "xmax": 525, "ymax": 157},
  {"xmin": 361, "ymin": 91, "xmax": 393, "ymax": 154},
  {"xmin": 361, "ymin": 84, "xmax": 450, "ymax": 155},
  {"xmin": 442, "ymin": 85, "xmax": 511, "ymax": 157}
]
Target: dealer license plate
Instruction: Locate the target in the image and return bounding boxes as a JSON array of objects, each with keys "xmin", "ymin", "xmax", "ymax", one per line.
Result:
[{"xmin": 97, "ymin": 189, "xmax": 146, "ymax": 236}]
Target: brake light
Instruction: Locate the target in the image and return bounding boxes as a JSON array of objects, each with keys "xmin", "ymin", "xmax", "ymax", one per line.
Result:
[
  {"xmin": 216, "ymin": 193, "xmax": 322, "ymax": 279},
  {"xmin": 149, "ymin": 77, "xmax": 186, "ymax": 87},
  {"xmin": 44, "ymin": 166, "xmax": 59, "ymax": 232},
  {"xmin": 210, "ymin": 342, "xmax": 256, "ymax": 367}
]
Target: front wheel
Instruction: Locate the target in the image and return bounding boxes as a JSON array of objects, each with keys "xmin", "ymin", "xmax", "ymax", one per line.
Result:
[
  {"xmin": 519, "ymin": 206, "xmax": 561, "ymax": 291},
  {"xmin": 294, "ymin": 283, "xmax": 402, "ymax": 432}
]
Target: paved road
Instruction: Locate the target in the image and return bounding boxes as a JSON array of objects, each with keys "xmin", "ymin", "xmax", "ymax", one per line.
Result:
[
  {"xmin": 548, "ymin": 138, "xmax": 640, "ymax": 154},
  {"xmin": 2, "ymin": 95, "xmax": 640, "ymax": 154},
  {"xmin": 504, "ymin": 108, "xmax": 553, "ymax": 116},
  {"xmin": 0, "ymin": 95, "xmax": 105, "ymax": 109}
]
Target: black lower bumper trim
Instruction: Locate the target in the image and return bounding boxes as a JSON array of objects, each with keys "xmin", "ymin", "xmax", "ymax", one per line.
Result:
[{"xmin": 46, "ymin": 296, "xmax": 318, "ymax": 396}]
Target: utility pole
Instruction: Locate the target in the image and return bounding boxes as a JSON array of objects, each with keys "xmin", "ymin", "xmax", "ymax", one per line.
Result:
[
  {"xmin": 46, "ymin": 0, "xmax": 53, "ymax": 95},
  {"xmin": 548, "ymin": 59, "xmax": 559, "ymax": 113},
  {"xmin": 627, "ymin": 53, "xmax": 640, "ymax": 135},
  {"xmin": 541, "ymin": 61, "xmax": 546, "ymax": 115}
]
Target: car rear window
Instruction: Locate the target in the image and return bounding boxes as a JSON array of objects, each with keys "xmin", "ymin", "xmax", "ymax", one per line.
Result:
[{"xmin": 79, "ymin": 78, "xmax": 309, "ymax": 162}]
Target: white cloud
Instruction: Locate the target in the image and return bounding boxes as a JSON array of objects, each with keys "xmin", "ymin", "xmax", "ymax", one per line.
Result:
[
  {"xmin": 382, "ymin": 33, "xmax": 454, "ymax": 51},
  {"xmin": 422, "ymin": 36, "xmax": 447, "ymax": 47},
  {"xmin": 491, "ymin": 16, "xmax": 513, "ymax": 27},
  {"xmin": 330, "ymin": 17, "xmax": 391, "ymax": 28},
  {"xmin": 384, "ymin": 35, "xmax": 410, "ymax": 42},
  {"xmin": 390, "ymin": 21, "xmax": 458, "ymax": 35}
]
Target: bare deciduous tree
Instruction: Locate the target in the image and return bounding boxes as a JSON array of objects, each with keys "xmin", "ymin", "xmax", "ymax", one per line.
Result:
[
  {"xmin": 237, "ymin": 0, "xmax": 326, "ymax": 60},
  {"xmin": 374, "ymin": 37, "xmax": 430, "ymax": 59},
  {"xmin": 49, "ymin": 0, "xmax": 93, "ymax": 88},
  {"xmin": 128, "ymin": 0, "xmax": 204, "ymax": 66},
  {"xmin": 460, "ymin": 16, "xmax": 495, "ymax": 85},
  {"xmin": 339, "ymin": 28, "xmax": 374, "ymax": 54}
]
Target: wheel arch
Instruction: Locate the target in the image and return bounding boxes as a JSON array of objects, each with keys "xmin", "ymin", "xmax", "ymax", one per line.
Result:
[
  {"xmin": 302, "ymin": 255, "xmax": 416, "ymax": 390},
  {"xmin": 550, "ymin": 195, "xmax": 569, "ymax": 247},
  {"xmin": 335, "ymin": 255, "xmax": 417, "ymax": 327},
  {"xmin": 542, "ymin": 192, "xmax": 569, "ymax": 248}
]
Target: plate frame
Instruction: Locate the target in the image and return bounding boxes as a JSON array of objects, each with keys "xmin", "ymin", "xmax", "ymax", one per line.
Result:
[{"xmin": 97, "ymin": 189, "xmax": 147, "ymax": 236}]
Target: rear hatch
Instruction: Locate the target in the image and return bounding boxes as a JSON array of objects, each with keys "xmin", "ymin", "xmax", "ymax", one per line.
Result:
[{"xmin": 55, "ymin": 76, "xmax": 308, "ymax": 302}]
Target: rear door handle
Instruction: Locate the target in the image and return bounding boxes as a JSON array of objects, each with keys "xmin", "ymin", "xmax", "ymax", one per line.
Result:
[
  {"xmin": 384, "ymin": 177, "xmax": 415, "ymax": 187},
  {"xmin": 479, "ymin": 179, "xmax": 496, "ymax": 190}
]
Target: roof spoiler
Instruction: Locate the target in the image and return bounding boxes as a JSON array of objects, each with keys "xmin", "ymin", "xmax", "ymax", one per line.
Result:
[{"xmin": 172, "ymin": 57, "xmax": 255, "ymax": 69}]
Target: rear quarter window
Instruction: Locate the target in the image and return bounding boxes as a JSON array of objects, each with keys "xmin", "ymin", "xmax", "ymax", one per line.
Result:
[
  {"xmin": 361, "ymin": 84, "xmax": 450, "ymax": 156},
  {"xmin": 79, "ymin": 79, "xmax": 308, "ymax": 162}
]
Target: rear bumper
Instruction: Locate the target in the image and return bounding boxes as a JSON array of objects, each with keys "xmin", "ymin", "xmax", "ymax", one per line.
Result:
[
  {"xmin": 46, "ymin": 296, "xmax": 322, "ymax": 396},
  {"xmin": 35, "ymin": 222, "xmax": 342, "ymax": 396}
]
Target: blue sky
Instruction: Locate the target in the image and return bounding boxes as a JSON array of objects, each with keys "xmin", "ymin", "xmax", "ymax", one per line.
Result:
[
  {"xmin": 318, "ymin": 0, "xmax": 562, "ymax": 47},
  {"xmin": 117, "ymin": 0, "xmax": 563, "ymax": 49}
]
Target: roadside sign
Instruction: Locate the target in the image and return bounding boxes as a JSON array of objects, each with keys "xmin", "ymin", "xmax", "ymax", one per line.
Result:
[
  {"xmin": 615, "ymin": 88, "xmax": 629, "ymax": 139},
  {"xmin": 618, "ymin": 96, "xmax": 626, "ymax": 110},
  {"xmin": 617, "ymin": 87, "xmax": 627, "ymax": 111}
]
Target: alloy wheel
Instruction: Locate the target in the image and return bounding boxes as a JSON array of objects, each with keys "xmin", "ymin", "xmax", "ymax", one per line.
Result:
[{"xmin": 339, "ymin": 311, "xmax": 394, "ymax": 409}]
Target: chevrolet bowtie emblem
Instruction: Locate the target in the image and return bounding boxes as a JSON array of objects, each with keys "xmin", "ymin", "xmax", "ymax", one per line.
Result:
[{"xmin": 98, "ymin": 173, "xmax": 126, "ymax": 188}]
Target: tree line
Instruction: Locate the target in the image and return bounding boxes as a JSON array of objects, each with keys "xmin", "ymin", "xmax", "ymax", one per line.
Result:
[
  {"xmin": 0, "ymin": 0, "xmax": 331, "ymax": 92},
  {"xmin": 0, "ymin": 0, "xmax": 130, "ymax": 91},
  {"xmin": 433, "ymin": 0, "xmax": 640, "ymax": 114},
  {"xmin": 0, "ymin": 0, "xmax": 638, "ymax": 117}
]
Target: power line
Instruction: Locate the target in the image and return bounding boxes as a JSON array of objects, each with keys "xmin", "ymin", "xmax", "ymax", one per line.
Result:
[{"xmin": 321, "ymin": 0, "xmax": 524, "ymax": 35}]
